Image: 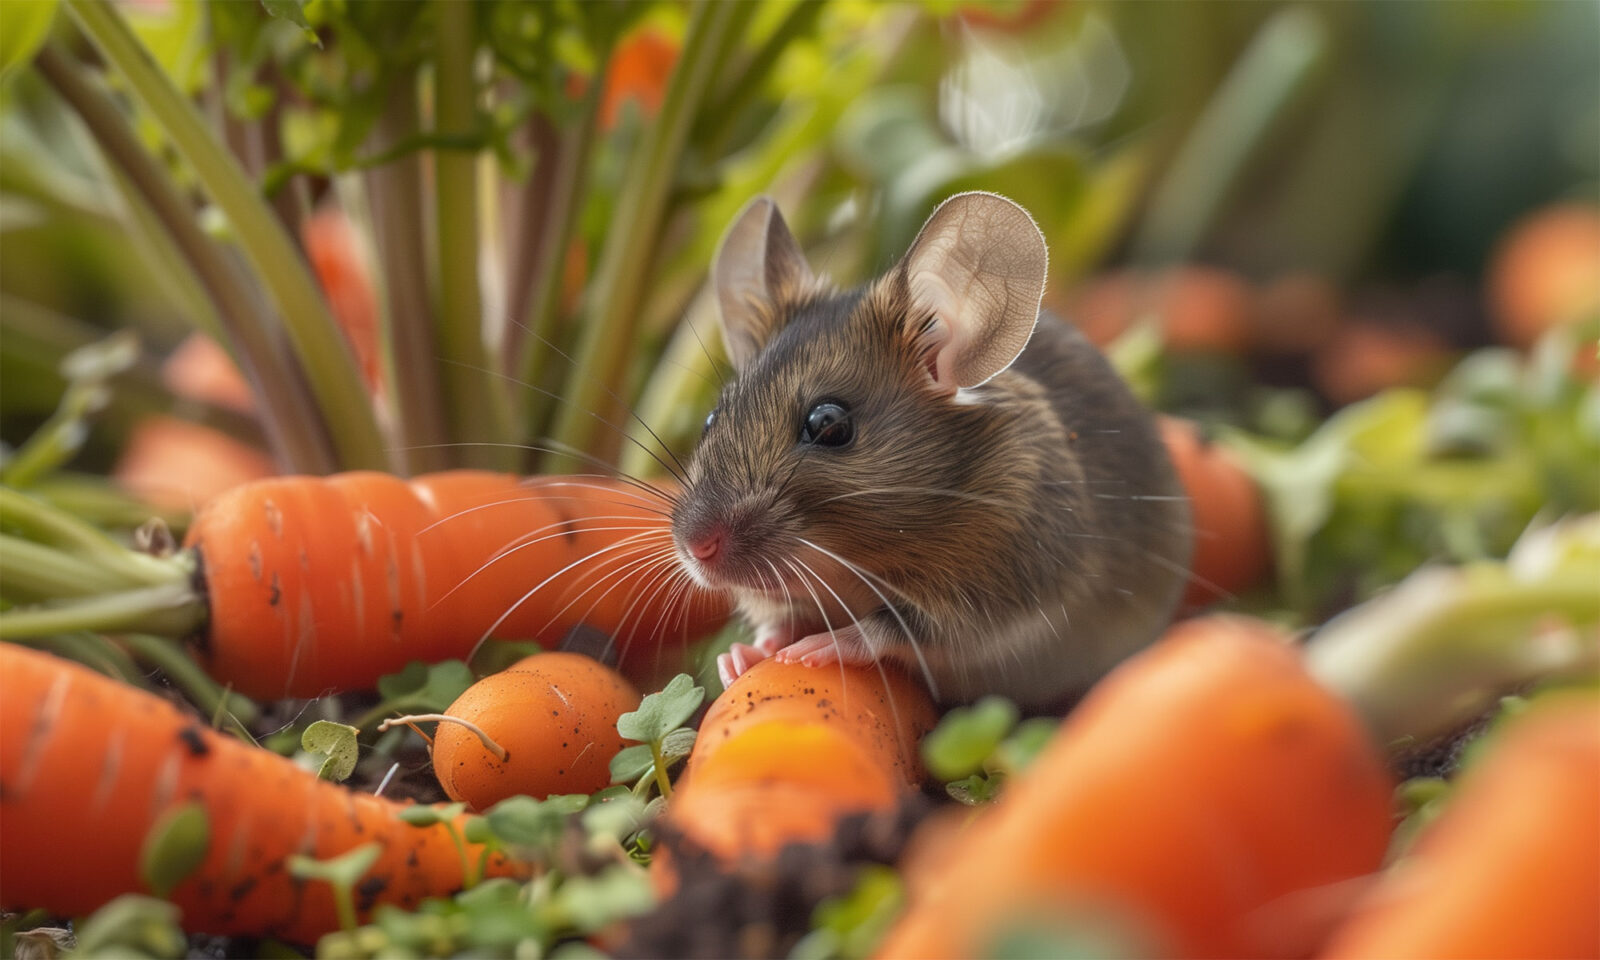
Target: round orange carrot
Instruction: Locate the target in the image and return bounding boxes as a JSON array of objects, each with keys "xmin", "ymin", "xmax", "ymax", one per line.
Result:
[
  {"xmin": 1159, "ymin": 416, "xmax": 1272, "ymax": 610},
  {"xmin": 1321, "ymin": 692, "xmax": 1600, "ymax": 960},
  {"xmin": 667, "ymin": 658, "xmax": 936, "ymax": 863},
  {"xmin": 186, "ymin": 472, "xmax": 725, "ymax": 698},
  {"xmin": 0, "ymin": 643, "xmax": 520, "ymax": 944},
  {"xmin": 431, "ymin": 652, "xmax": 641, "ymax": 810},
  {"xmin": 876, "ymin": 616, "xmax": 1395, "ymax": 960}
]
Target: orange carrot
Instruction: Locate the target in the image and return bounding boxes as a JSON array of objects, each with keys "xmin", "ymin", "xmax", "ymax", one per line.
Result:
[
  {"xmin": 667, "ymin": 658, "xmax": 936, "ymax": 863},
  {"xmin": 1487, "ymin": 203, "xmax": 1600, "ymax": 351},
  {"xmin": 1321, "ymin": 692, "xmax": 1600, "ymax": 960},
  {"xmin": 161, "ymin": 333, "xmax": 257, "ymax": 415},
  {"xmin": 0, "ymin": 643, "xmax": 519, "ymax": 944},
  {"xmin": 186, "ymin": 472, "xmax": 726, "ymax": 699},
  {"xmin": 1064, "ymin": 267, "xmax": 1254, "ymax": 355},
  {"xmin": 1159, "ymin": 417, "xmax": 1272, "ymax": 609},
  {"xmin": 112, "ymin": 415, "xmax": 277, "ymax": 513},
  {"xmin": 430, "ymin": 653, "xmax": 641, "ymax": 810},
  {"xmin": 302, "ymin": 207, "xmax": 384, "ymax": 399},
  {"xmin": 876, "ymin": 616, "xmax": 1395, "ymax": 960}
]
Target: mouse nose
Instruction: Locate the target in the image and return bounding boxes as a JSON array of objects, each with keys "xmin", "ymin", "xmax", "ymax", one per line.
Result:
[{"xmin": 686, "ymin": 525, "xmax": 725, "ymax": 563}]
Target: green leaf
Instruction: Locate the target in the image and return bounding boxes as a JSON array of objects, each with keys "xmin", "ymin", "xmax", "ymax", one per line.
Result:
[
  {"xmin": 375, "ymin": 660, "xmax": 430, "ymax": 700},
  {"xmin": 555, "ymin": 864, "xmax": 656, "ymax": 932},
  {"xmin": 69, "ymin": 895, "xmax": 186, "ymax": 959},
  {"xmin": 608, "ymin": 743, "xmax": 655, "ymax": 784},
  {"xmin": 483, "ymin": 794, "xmax": 586, "ymax": 849},
  {"xmin": 138, "ymin": 803, "xmax": 209, "ymax": 899},
  {"xmin": 580, "ymin": 792, "xmax": 651, "ymax": 843},
  {"xmin": 301, "ymin": 719, "xmax": 360, "ymax": 781},
  {"xmin": 616, "ymin": 674, "xmax": 704, "ymax": 743},
  {"xmin": 993, "ymin": 718, "xmax": 1058, "ymax": 775},
  {"xmin": 258, "ymin": 0, "xmax": 320, "ymax": 46},
  {"xmin": 945, "ymin": 773, "xmax": 1003, "ymax": 806},
  {"xmin": 0, "ymin": 0, "xmax": 57, "ymax": 82},
  {"xmin": 920, "ymin": 696, "xmax": 1020, "ymax": 781},
  {"xmin": 397, "ymin": 801, "xmax": 467, "ymax": 828},
  {"xmin": 801, "ymin": 864, "xmax": 904, "ymax": 960},
  {"xmin": 659, "ymin": 726, "xmax": 697, "ymax": 761}
]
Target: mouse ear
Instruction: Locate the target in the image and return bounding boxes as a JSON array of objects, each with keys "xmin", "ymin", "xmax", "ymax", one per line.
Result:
[
  {"xmin": 900, "ymin": 192, "xmax": 1047, "ymax": 395},
  {"xmin": 713, "ymin": 196, "xmax": 816, "ymax": 371}
]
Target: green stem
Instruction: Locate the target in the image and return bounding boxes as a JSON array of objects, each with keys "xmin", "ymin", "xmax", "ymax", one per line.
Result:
[
  {"xmin": 516, "ymin": 53, "xmax": 609, "ymax": 446},
  {"xmin": 33, "ymin": 42, "xmax": 335, "ymax": 474},
  {"xmin": 433, "ymin": 0, "xmax": 513, "ymax": 470},
  {"xmin": 649, "ymin": 739, "xmax": 673, "ymax": 800},
  {"xmin": 0, "ymin": 487, "xmax": 181, "ymax": 587},
  {"xmin": 0, "ymin": 534, "xmax": 134, "ymax": 599},
  {"xmin": 364, "ymin": 74, "xmax": 450, "ymax": 475},
  {"xmin": 0, "ymin": 581, "xmax": 205, "ymax": 640},
  {"xmin": 1132, "ymin": 6, "xmax": 1327, "ymax": 264},
  {"xmin": 1308, "ymin": 565, "xmax": 1600, "ymax": 749},
  {"xmin": 65, "ymin": 0, "xmax": 389, "ymax": 471},
  {"xmin": 545, "ymin": 0, "xmax": 755, "ymax": 470},
  {"xmin": 119, "ymin": 633, "xmax": 260, "ymax": 730}
]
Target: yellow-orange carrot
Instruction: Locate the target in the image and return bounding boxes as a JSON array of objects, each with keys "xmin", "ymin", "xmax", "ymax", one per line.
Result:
[
  {"xmin": 667, "ymin": 658, "xmax": 936, "ymax": 863},
  {"xmin": 186, "ymin": 472, "xmax": 725, "ymax": 699},
  {"xmin": 0, "ymin": 643, "xmax": 519, "ymax": 944},
  {"xmin": 1321, "ymin": 693, "xmax": 1600, "ymax": 960},
  {"xmin": 877, "ymin": 616, "xmax": 1395, "ymax": 960},
  {"xmin": 431, "ymin": 653, "xmax": 641, "ymax": 810}
]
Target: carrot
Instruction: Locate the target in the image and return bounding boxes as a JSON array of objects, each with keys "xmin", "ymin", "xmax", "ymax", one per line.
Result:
[
  {"xmin": 302, "ymin": 207, "xmax": 384, "ymax": 400},
  {"xmin": 1065, "ymin": 267, "xmax": 1255, "ymax": 355},
  {"xmin": 0, "ymin": 472, "xmax": 728, "ymax": 700},
  {"xmin": 1159, "ymin": 416, "xmax": 1272, "ymax": 609},
  {"xmin": 186, "ymin": 472, "xmax": 725, "ymax": 699},
  {"xmin": 428, "ymin": 652, "xmax": 641, "ymax": 810},
  {"xmin": 1487, "ymin": 203, "xmax": 1600, "ymax": 351},
  {"xmin": 0, "ymin": 642, "xmax": 519, "ymax": 944},
  {"xmin": 1321, "ymin": 692, "xmax": 1600, "ymax": 960},
  {"xmin": 876, "ymin": 616, "xmax": 1396, "ymax": 960},
  {"xmin": 161, "ymin": 333, "xmax": 256, "ymax": 415},
  {"xmin": 111, "ymin": 415, "xmax": 277, "ymax": 513},
  {"xmin": 1310, "ymin": 320, "xmax": 1451, "ymax": 406},
  {"xmin": 666, "ymin": 658, "xmax": 936, "ymax": 864}
]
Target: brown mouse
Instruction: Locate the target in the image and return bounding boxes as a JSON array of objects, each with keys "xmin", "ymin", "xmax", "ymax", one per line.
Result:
[{"xmin": 670, "ymin": 192, "xmax": 1191, "ymax": 709}]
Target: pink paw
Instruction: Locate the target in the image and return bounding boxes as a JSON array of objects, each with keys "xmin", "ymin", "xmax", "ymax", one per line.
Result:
[
  {"xmin": 771, "ymin": 625, "xmax": 875, "ymax": 668},
  {"xmin": 716, "ymin": 641, "xmax": 770, "ymax": 688}
]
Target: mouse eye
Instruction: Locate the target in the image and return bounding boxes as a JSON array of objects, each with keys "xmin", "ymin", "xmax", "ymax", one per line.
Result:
[
  {"xmin": 800, "ymin": 401, "xmax": 853, "ymax": 448},
  {"xmin": 702, "ymin": 408, "xmax": 717, "ymax": 436}
]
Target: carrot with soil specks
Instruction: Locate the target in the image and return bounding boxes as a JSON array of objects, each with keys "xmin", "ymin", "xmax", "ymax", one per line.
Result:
[
  {"xmin": 0, "ymin": 472, "xmax": 727, "ymax": 699},
  {"xmin": 0, "ymin": 642, "xmax": 519, "ymax": 944}
]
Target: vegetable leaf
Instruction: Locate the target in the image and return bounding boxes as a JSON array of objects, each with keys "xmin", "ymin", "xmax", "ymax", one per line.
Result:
[
  {"xmin": 398, "ymin": 801, "xmax": 468, "ymax": 828},
  {"xmin": 139, "ymin": 803, "xmax": 209, "ymax": 899},
  {"xmin": 921, "ymin": 696, "xmax": 1019, "ymax": 781},
  {"xmin": 258, "ymin": 0, "xmax": 321, "ymax": 46},
  {"xmin": 0, "ymin": 0, "xmax": 57, "ymax": 83},
  {"xmin": 301, "ymin": 720, "xmax": 360, "ymax": 781},
  {"xmin": 617, "ymin": 674, "xmax": 704, "ymax": 742},
  {"xmin": 609, "ymin": 743, "xmax": 655, "ymax": 784}
]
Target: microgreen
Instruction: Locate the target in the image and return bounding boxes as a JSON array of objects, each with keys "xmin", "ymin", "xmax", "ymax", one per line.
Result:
[
  {"xmin": 613, "ymin": 673, "xmax": 703, "ymax": 799},
  {"xmin": 301, "ymin": 719, "xmax": 361, "ymax": 781},
  {"xmin": 138, "ymin": 803, "xmax": 209, "ymax": 900},
  {"xmin": 288, "ymin": 843, "xmax": 383, "ymax": 933}
]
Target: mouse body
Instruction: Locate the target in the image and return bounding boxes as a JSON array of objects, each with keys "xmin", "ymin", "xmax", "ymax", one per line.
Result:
[{"xmin": 671, "ymin": 192, "xmax": 1191, "ymax": 709}]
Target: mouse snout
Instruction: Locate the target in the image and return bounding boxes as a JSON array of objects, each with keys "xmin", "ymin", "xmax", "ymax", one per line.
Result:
[{"xmin": 684, "ymin": 523, "xmax": 726, "ymax": 563}]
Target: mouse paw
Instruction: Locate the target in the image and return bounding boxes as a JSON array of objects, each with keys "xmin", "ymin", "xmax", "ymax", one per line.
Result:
[
  {"xmin": 772, "ymin": 624, "xmax": 876, "ymax": 668},
  {"xmin": 751, "ymin": 623, "xmax": 801, "ymax": 657},
  {"xmin": 716, "ymin": 641, "xmax": 771, "ymax": 688}
]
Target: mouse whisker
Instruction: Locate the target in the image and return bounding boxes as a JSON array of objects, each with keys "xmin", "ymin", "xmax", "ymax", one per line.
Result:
[
  {"xmin": 430, "ymin": 520, "xmax": 670, "ymax": 612},
  {"xmin": 785, "ymin": 554, "xmax": 930, "ymax": 725},
  {"xmin": 467, "ymin": 528, "xmax": 679, "ymax": 663},
  {"xmin": 603, "ymin": 547, "xmax": 700, "ymax": 669},
  {"xmin": 529, "ymin": 539, "xmax": 684, "ymax": 664},
  {"xmin": 814, "ymin": 486, "xmax": 1010, "ymax": 509}
]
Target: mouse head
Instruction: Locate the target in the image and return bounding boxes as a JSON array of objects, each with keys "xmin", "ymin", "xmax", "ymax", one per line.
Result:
[{"xmin": 673, "ymin": 192, "xmax": 1048, "ymax": 610}]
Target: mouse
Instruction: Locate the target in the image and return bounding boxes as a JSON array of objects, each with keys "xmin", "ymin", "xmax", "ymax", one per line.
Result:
[{"xmin": 669, "ymin": 191, "xmax": 1192, "ymax": 710}]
